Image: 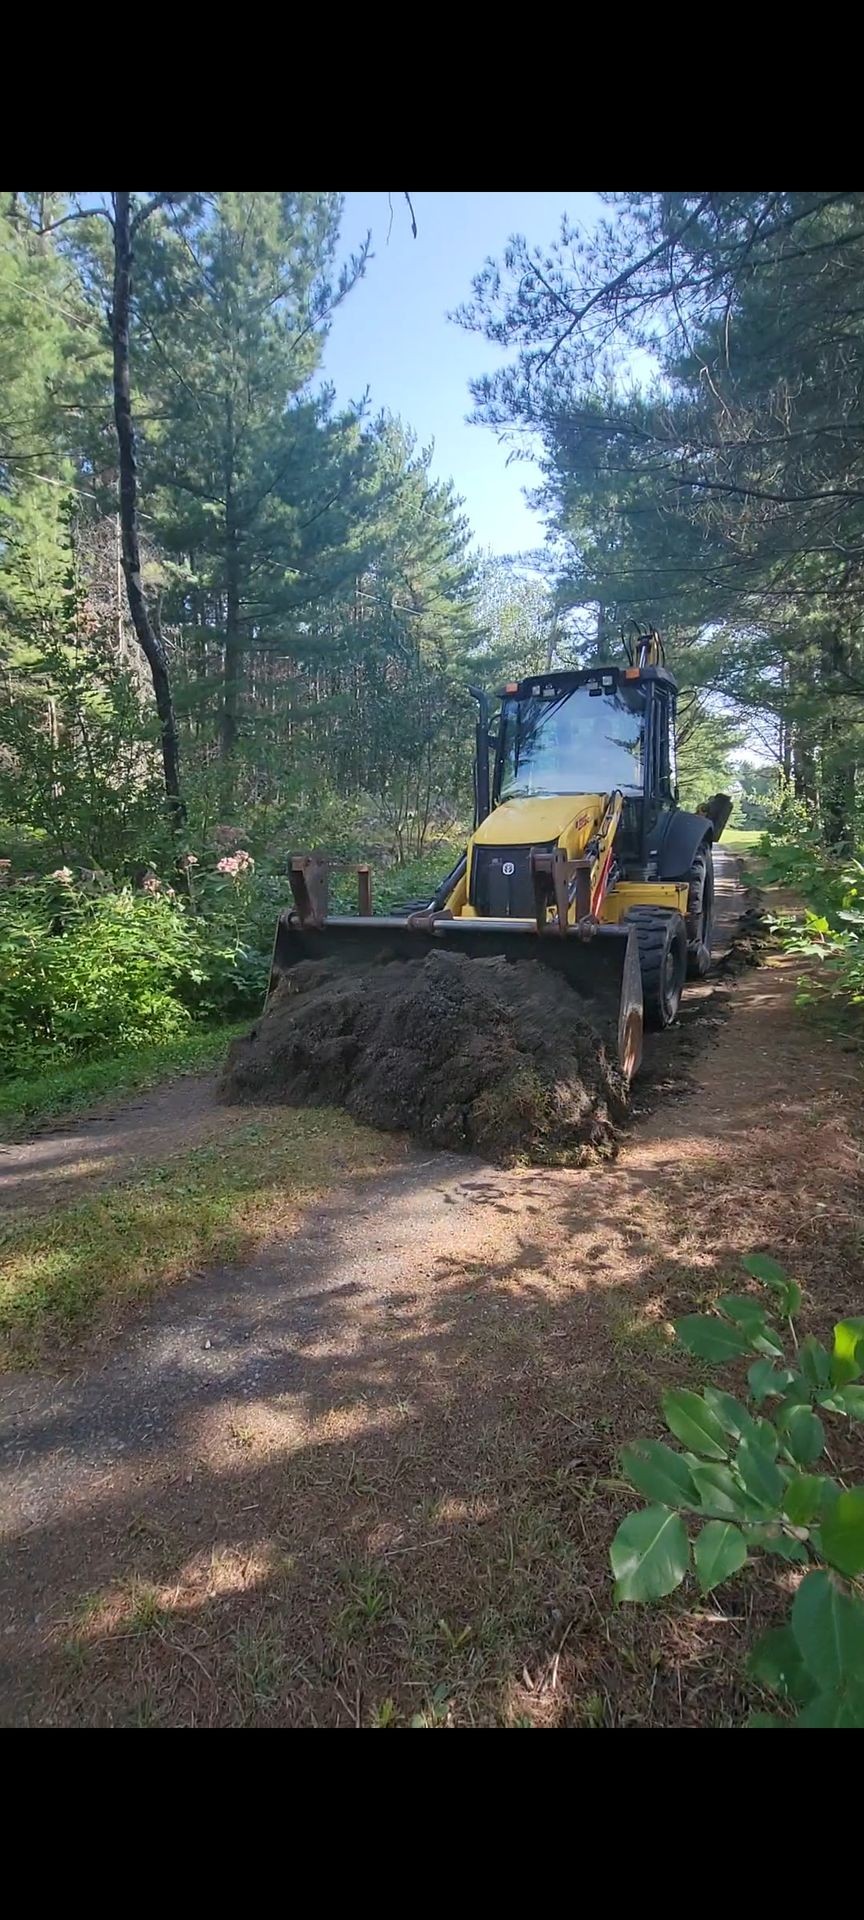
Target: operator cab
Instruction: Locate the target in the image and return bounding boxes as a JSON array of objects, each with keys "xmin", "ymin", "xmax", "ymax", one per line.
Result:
[{"xmin": 491, "ymin": 664, "xmax": 678, "ymax": 874}]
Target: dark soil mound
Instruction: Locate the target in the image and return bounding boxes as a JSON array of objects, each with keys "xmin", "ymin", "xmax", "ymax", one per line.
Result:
[{"xmin": 221, "ymin": 950, "xmax": 630, "ymax": 1165}]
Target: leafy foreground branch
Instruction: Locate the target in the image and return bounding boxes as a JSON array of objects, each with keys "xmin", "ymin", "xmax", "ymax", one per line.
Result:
[{"xmin": 610, "ymin": 1254, "xmax": 864, "ymax": 1727}]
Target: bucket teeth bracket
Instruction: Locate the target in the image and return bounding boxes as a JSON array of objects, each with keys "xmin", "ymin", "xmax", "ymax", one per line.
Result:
[
  {"xmin": 530, "ymin": 846, "xmax": 592, "ymax": 934},
  {"xmin": 288, "ymin": 853, "xmax": 330, "ymax": 928}
]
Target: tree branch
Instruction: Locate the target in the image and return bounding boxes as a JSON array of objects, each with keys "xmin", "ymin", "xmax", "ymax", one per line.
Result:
[{"xmin": 130, "ymin": 192, "xmax": 187, "ymax": 235}]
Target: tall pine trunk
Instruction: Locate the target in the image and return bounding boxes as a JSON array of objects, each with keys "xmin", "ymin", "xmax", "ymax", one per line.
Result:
[
  {"xmin": 219, "ymin": 405, "xmax": 242, "ymax": 797},
  {"xmin": 820, "ymin": 636, "xmax": 855, "ymax": 856},
  {"xmin": 822, "ymin": 714, "xmax": 856, "ymax": 856},
  {"xmin": 111, "ymin": 191, "xmax": 184, "ymax": 825},
  {"xmin": 221, "ymin": 503, "xmax": 241, "ymax": 766}
]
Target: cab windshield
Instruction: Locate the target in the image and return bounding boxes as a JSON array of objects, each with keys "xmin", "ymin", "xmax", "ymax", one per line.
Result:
[{"xmin": 498, "ymin": 683, "xmax": 646, "ymax": 799}]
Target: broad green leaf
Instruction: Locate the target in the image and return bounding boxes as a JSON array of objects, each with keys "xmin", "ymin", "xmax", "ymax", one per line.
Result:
[
  {"xmin": 748, "ymin": 1626, "xmax": 814, "ymax": 1704},
  {"xmin": 747, "ymin": 1711, "xmax": 784, "ymax": 1727},
  {"xmin": 747, "ymin": 1358, "xmax": 794, "ymax": 1403},
  {"xmin": 817, "ymin": 1392, "xmax": 851, "ymax": 1414},
  {"xmin": 778, "ymin": 1279, "xmax": 802, "ymax": 1317},
  {"xmin": 791, "ymin": 1569, "xmax": 864, "ymax": 1689},
  {"xmin": 742, "ymin": 1252, "xmax": 790, "ymax": 1288},
  {"xmin": 748, "ymin": 1359, "xmax": 778, "ymax": 1403},
  {"xmin": 718, "ymin": 1297, "xmax": 786, "ymax": 1357},
  {"xmin": 718, "ymin": 1293, "xmax": 768, "ymax": 1330},
  {"xmin": 783, "ymin": 1472, "xmax": 824, "ymax": 1526},
  {"xmin": 820, "ymin": 1489, "xmax": 864, "ymax": 1578},
  {"xmin": 736, "ymin": 1436, "xmax": 786, "ymax": 1509},
  {"xmin": 690, "ymin": 1460, "xmax": 751, "ymax": 1519},
  {"xmin": 796, "ymin": 1683, "xmax": 864, "ymax": 1728},
  {"xmin": 694, "ymin": 1521, "xmax": 748, "ymax": 1593},
  {"xmin": 755, "ymin": 1418, "xmax": 780, "ymax": 1458},
  {"xmin": 747, "ymin": 1528, "xmax": 809, "ymax": 1563},
  {"xmin": 610, "ymin": 1505, "xmax": 689, "ymax": 1603},
  {"xmin": 620, "ymin": 1441, "xmax": 699, "ymax": 1510},
  {"xmin": 749, "ymin": 1328, "xmax": 787, "ymax": 1359},
  {"xmin": 799, "ymin": 1337, "xmax": 831, "ymax": 1390},
  {"xmin": 778, "ymin": 1375, "xmax": 815, "ymax": 1407},
  {"xmin": 674, "ymin": 1315, "xmax": 753, "ymax": 1363},
  {"xmin": 830, "ymin": 1317, "xmax": 864, "ymax": 1387},
  {"xmin": 701, "ymin": 1387, "xmax": 761, "ymax": 1444},
  {"xmin": 776, "ymin": 1404, "xmax": 825, "ymax": 1468},
  {"xmin": 660, "ymin": 1389, "xmax": 728, "ymax": 1461},
  {"xmin": 838, "ymin": 1384, "xmax": 864, "ymax": 1421}
]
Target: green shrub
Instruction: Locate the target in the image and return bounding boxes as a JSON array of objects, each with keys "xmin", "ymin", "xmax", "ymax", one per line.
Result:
[
  {"xmin": 760, "ymin": 825, "xmax": 864, "ymax": 1026},
  {"xmin": 759, "ymin": 826, "xmax": 855, "ymax": 921},
  {"xmin": 0, "ymin": 880, "xmax": 200, "ymax": 1071},
  {"xmin": 0, "ymin": 868, "xmax": 271, "ymax": 1075},
  {"xmin": 610, "ymin": 1255, "xmax": 864, "ymax": 1726}
]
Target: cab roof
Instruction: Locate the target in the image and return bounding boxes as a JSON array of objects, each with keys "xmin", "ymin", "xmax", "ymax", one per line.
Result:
[{"xmin": 499, "ymin": 664, "xmax": 678, "ymax": 698}]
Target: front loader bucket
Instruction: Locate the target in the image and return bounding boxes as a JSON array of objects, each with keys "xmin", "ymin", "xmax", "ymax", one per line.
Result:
[{"xmin": 268, "ymin": 913, "xmax": 643, "ymax": 1081}]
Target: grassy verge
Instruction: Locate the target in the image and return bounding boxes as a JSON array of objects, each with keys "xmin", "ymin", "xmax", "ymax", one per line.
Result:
[
  {"xmin": 0, "ymin": 1106, "xmax": 394, "ymax": 1368},
  {"xmin": 720, "ymin": 827, "xmax": 761, "ymax": 853},
  {"xmin": 0, "ymin": 1021, "xmax": 249, "ymax": 1139}
]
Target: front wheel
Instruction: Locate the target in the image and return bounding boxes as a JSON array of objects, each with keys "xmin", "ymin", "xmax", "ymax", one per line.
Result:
[{"xmin": 624, "ymin": 908, "xmax": 688, "ymax": 1029}]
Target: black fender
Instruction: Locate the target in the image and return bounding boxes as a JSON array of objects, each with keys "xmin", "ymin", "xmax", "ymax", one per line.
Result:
[{"xmin": 654, "ymin": 808, "xmax": 712, "ymax": 880}]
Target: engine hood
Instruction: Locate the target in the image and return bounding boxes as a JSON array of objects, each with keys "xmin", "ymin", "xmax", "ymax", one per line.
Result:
[{"xmin": 472, "ymin": 793, "xmax": 604, "ymax": 851}]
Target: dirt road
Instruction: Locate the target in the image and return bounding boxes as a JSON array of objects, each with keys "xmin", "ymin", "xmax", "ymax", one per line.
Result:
[{"xmin": 2, "ymin": 853, "xmax": 863, "ymax": 1726}]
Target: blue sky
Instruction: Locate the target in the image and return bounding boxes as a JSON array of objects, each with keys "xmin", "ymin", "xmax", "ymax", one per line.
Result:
[{"xmin": 319, "ymin": 192, "xmax": 602, "ymax": 558}]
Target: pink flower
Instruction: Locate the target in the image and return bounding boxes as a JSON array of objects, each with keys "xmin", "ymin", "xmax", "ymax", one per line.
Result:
[
  {"xmin": 216, "ymin": 849, "xmax": 254, "ymax": 877},
  {"xmin": 179, "ymin": 851, "xmax": 198, "ymax": 870},
  {"xmin": 141, "ymin": 869, "xmax": 162, "ymax": 894},
  {"xmin": 50, "ymin": 867, "xmax": 73, "ymax": 884}
]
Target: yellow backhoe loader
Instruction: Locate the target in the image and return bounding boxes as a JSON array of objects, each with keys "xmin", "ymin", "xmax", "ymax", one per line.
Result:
[{"xmin": 268, "ymin": 631, "xmax": 731, "ymax": 1081}]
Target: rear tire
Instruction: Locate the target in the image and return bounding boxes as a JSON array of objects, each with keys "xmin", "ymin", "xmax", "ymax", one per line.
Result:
[
  {"xmin": 624, "ymin": 907, "xmax": 688, "ymax": 1029},
  {"xmin": 685, "ymin": 843, "xmax": 715, "ymax": 978}
]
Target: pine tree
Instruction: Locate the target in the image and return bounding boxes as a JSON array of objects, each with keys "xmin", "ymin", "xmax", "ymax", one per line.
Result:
[
  {"xmin": 130, "ymin": 193, "xmax": 371, "ymax": 792},
  {"xmin": 462, "ymin": 192, "xmax": 864, "ymax": 847}
]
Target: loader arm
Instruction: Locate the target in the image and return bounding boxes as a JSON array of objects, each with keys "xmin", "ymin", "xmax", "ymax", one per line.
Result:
[{"xmin": 586, "ymin": 789, "xmax": 624, "ymax": 920}]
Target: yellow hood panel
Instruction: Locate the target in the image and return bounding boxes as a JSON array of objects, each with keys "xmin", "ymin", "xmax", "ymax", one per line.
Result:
[{"xmin": 471, "ymin": 794, "xmax": 605, "ymax": 851}]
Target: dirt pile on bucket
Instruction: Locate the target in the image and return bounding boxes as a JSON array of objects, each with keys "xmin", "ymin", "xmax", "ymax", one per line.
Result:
[{"xmin": 221, "ymin": 950, "xmax": 630, "ymax": 1165}]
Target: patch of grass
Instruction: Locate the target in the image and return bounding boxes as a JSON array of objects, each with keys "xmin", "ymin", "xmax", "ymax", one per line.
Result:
[
  {"xmin": 720, "ymin": 827, "xmax": 760, "ymax": 853},
  {"xmin": 231, "ymin": 1624, "xmax": 287, "ymax": 1709},
  {"xmin": 67, "ymin": 1590, "xmax": 103, "ymax": 1630},
  {"xmin": 334, "ymin": 1561, "xmax": 393, "ymax": 1641},
  {"xmin": 131, "ymin": 1693, "xmax": 165, "ymax": 1728},
  {"xmin": 610, "ymin": 1309, "xmax": 672, "ymax": 1354},
  {"xmin": 0, "ymin": 1020, "xmax": 248, "ymax": 1139},
  {"xmin": 410, "ymin": 1683, "xmax": 454, "ymax": 1728},
  {"xmin": 579, "ymin": 1691, "xmax": 608, "ymax": 1728},
  {"xmin": 368, "ymin": 1696, "xmax": 399, "ymax": 1728},
  {"xmin": 125, "ymin": 1578, "xmax": 170, "ymax": 1636},
  {"xmin": 0, "ymin": 1107, "xmax": 393, "ymax": 1366}
]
